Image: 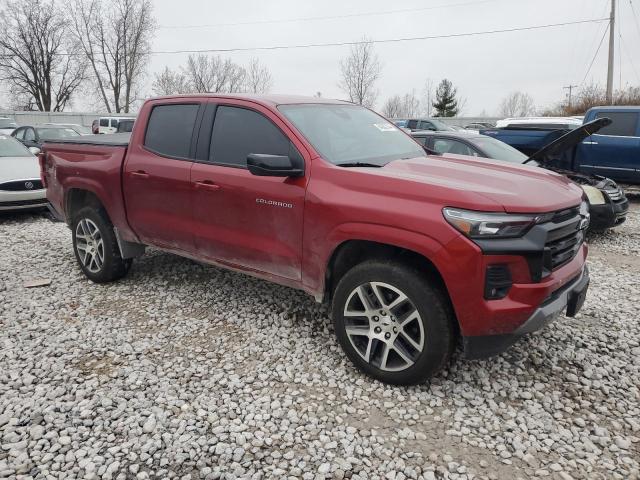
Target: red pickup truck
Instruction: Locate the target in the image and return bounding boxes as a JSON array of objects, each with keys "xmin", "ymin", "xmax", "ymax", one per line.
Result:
[{"xmin": 41, "ymin": 94, "xmax": 590, "ymax": 385}]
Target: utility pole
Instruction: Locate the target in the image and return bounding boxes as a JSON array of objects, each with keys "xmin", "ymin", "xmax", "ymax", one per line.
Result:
[
  {"xmin": 606, "ymin": 0, "xmax": 616, "ymax": 103},
  {"xmin": 563, "ymin": 85, "xmax": 578, "ymax": 109}
]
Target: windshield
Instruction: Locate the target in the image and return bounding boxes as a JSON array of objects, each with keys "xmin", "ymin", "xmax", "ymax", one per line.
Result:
[
  {"xmin": 0, "ymin": 119, "xmax": 17, "ymax": 129},
  {"xmin": 279, "ymin": 104, "xmax": 425, "ymax": 166},
  {"xmin": 36, "ymin": 128, "xmax": 80, "ymax": 141},
  {"xmin": 469, "ymin": 136, "xmax": 529, "ymax": 164},
  {"xmin": 0, "ymin": 135, "xmax": 32, "ymax": 157}
]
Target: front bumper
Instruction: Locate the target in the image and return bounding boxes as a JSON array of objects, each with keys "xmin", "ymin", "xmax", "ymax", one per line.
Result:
[
  {"xmin": 589, "ymin": 197, "xmax": 629, "ymax": 230},
  {"xmin": 463, "ymin": 264, "xmax": 589, "ymax": 359},
  {"xmin": 0, "ymin": 189, "xmax": 48, "ymax": 212}
]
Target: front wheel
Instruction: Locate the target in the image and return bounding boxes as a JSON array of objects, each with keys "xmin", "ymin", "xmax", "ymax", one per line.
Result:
[
  {"xmin": 71, "ymin": 207, "xmax": 132, "ymax": 283},
  {"xmin": 332, "ymin": 260, "xmax": 455, "ymax": 385}
]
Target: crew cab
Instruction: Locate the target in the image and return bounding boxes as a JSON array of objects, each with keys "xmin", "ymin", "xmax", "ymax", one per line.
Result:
[
  {"xmin": 41, "ymin": 94, "xmax": 590, "ymax": 385},
  {"xmin": 483, "ymin": 107, "xmax": 640, "ymax": 183}
]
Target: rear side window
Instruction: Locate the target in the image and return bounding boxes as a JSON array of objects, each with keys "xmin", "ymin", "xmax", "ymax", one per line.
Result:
[
  {"xmin": 594, "ymin": 112, "xmax": 639, "ymax": 136},
  {"xmin": 111, "ymin": 119, "xmax": 119, "ymax": 128},
  {"xmin": 99, "ymin": 118, "xmax": 108, "ymax": 127},
  {"xmin": 209, "ymin": 106, "xmax": 290, "ymax": 167},
  {"xmin": 433, "ymin": 138, "xmax": 477, "ymax": 156},
  {"xmin": 407, "ymin": 120, "xmax": 419, "ymax": 130},
  {"xmin": 144, "ymin": 104, "xmax": 200, "ymax": 158}
]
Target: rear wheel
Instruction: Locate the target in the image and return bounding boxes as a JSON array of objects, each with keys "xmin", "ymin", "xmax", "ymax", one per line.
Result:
[
  {"xmin": 72, "ymin": 206, "xmax": 131, "ymax": 283},
  {"xmin": 332, "ymin": 260, "xmax": 454, "ymax": 385}
]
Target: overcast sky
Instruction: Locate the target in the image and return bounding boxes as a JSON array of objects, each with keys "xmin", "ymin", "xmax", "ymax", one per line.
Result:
[{"xmin": 4, "ymin": 0, "xmax": 640, "ymax": 116}]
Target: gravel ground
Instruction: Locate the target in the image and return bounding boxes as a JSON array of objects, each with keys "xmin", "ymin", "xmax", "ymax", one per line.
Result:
[{"xmin": 1, "ymin": 202, "xmax": 639, "ymax": 480}]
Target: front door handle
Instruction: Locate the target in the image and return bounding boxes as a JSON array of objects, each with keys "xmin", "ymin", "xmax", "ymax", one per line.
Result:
[
  {"xmin": 130, "ymin": 170, "xmax": 149, "ymax": 179},
  {"xmin": 194, "ymin": 180, "xmax": 221, "ymax": 191}
]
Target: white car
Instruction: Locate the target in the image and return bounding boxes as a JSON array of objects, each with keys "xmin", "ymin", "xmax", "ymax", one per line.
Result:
[
  {"xmin": 98, "ymin": 117, "xmax": 136, "ymax": 134},
  {"xmin": 0, "ymin": 135, "xmax": 48, "ymax": 212},
  {"xmin": 0, "ymin": 117, "xmax": 18, "ymax": 135},
  {"xmin": 495, "ymin": 117, "xmax": 583, "ymax": 129}
]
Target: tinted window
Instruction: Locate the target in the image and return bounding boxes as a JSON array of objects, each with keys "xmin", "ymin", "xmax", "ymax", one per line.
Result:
[
  {"xmin": 419, "ymin": 121, "xmax": 434, "ymax": 130},
  {"xmin": 100, "ymin": 118, "xmax": 109, "ymax": 127},
  {"xmin": 406, "ymin": 120, "xmax": 419, "ymax": 130},
  {"xmin": 110, "ymin": 119, "xmax": 119, "ymax": 128},
  {"xmin": 594, "ymin": 112, "xmax": 639, "ymax": 136},
  {"xmin": 209, "ymin": 106, "xmax": 290, "ymax": 167},
  {"xmin": 432, "ymin": 138, "xmax": 478, "ymax": 156},
  {"xmin": 412, "ymin": 136, "xmax": 427, "ymax": 146},
  {"xmin": 144, "ymin": 104, "xmax": 199, "ymax": 158}
]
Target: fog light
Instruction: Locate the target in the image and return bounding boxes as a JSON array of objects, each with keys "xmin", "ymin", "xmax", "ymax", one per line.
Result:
[{"xmin": 484, "ymin": 264, "xmax": 512, "ymax": 300}]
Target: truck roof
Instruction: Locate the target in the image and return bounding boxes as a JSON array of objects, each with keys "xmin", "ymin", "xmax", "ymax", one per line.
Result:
[{"xmin": 149, "ymin": 93, "xmax": 351, "ymax": 107}]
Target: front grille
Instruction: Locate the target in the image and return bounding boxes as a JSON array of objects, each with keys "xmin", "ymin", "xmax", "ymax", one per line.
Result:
[
  {"xmin": 0, "ymin": 179, "xmax": 43, "ymax": 191},
  {"xmin": 543, "ymin": 208, "xmax": 585, "ymax": 272}
]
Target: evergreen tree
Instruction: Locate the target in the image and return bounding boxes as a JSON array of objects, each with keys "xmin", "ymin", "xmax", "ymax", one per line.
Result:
[{"xmin": 432, "ymin": 79, "xmax": 459, "ymax": 117}]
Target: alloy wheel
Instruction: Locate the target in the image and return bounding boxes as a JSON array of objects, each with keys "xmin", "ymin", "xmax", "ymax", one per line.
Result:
[{"xmin": 75, "ymin": 218, "xmax": 105, "ymax": 273}]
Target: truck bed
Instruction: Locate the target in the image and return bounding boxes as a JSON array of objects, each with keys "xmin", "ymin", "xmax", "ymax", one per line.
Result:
[{"xmin": 46, "ymin": 133, "xmax": 131, "ymax": 147}]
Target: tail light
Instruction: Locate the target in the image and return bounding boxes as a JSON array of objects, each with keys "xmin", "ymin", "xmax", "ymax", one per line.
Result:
[{"xmin": 38, "ymin": 152, "xmax": 48, "ymax": 188}]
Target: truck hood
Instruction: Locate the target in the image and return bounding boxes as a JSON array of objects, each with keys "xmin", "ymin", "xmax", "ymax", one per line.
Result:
[
  {"xmin": 381, "ymin": 155, "xmax": 583, "ymax": 213},
  {"xmin": 526, "ymin": 117, "xmax": 611, "ymax": 164}
]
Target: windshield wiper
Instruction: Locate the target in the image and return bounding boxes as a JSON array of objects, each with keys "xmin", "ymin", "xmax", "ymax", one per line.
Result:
[{"xmin": 336, "ymin": 162, "xmax": 383, "ymax": 168}]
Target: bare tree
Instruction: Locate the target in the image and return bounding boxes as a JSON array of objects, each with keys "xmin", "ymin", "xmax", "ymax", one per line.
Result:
[
  {"xmin": 499, "ymin": 91, "xmax": 536, "ymax": 117},
  {"xmin": 183, "ymin": 54, "xmax": 247, "ymax": 93},
  {"xmin": 66, "ymin": 0, "xmax": 155, "ymax": 113},
  {"xmin": 400, "ymin": 90, "xmax": 421, "ymax": 118},
  {"xmin": 422, "ymin": 78, "xmax": 435, "ymax": 117},
  {"xmin": 382, "ymin": 95, "xmax": 403, "ymax": 118},
  {"xmin": 152, "ymin": 67, "xmax": 189, "ymax": 96},
  {"xmin": 245, "ymin": 58, "xmax": 273, "ymax": 94},
  {"xmin": 0, "ymin": 0, "xmax": 86, "ymax": 111},
  {"xmin": 338, "ymin": 40, "xmax": 382, "ymax": 107}
]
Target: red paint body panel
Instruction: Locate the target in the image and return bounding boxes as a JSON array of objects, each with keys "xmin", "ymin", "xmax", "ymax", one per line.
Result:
[{"xmin": 42, "ymin": 94, "xmax": 588, "ymax": 340}]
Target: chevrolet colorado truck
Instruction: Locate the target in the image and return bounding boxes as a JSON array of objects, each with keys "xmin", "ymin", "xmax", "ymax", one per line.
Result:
[{"xmin": 41, "ymin": 94, "xmax": 590, "ymax": 385}]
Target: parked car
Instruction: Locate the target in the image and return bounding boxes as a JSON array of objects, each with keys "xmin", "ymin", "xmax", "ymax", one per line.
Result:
[
  {"xmin": 116, "ymin": 118, "xmax": 135, "ymax": 133},
  {"xmin": 12, "ymin": 125, "xmax": 80, "ymax": 149},
  {"xmin": 44, "ymin": 123, "xmax": 92, "ymax": 135},
  {"xmin": 0, "ymin": 117, "xmax": 18, "ymax": 135},
  {"xmin": 495, "ymin": 117, "xmax": 583, "ymax": 129},
  {"xmin": 0, "ymin": 134, "xmax": 47, "ymax": 212},
  {"xmin": 392, "ymin": 118, "xmax": 455, "ymax": 132},
  {"xmin": 465, "ymin": 122, "xmax": 495, "ymax": 130},
  {"xmin": 41, "ymin": 94, "xmax": 589, "ymax": 385},
  {"xmin": 412, "ymin": 119, "xmax": 628, "ymax": 231},
  {"xmin": 99, "ymin": 117, "xmax": 136, "ymax": 134},
  {"xmin": 484, "ymin": 107, "xmax": 640, "ymax": 183}
]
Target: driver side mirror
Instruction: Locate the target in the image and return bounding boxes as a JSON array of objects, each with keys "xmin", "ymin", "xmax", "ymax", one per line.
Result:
[
  {"xmin": 28, "ymin": 146, "xmax": 41, "ymax": 155},
  {"xmin": 247, "ymin": 154, "xmax": 304, "ymax": 177}
]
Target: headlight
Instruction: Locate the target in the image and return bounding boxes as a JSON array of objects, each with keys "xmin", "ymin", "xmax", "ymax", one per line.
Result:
[
  {"xmin": 581, "ymin": 185, "xmax": 606, "ymax": 205},
  {"xmin": 443, "ymin": 208, "xmax": 539, "ymax": 239}
]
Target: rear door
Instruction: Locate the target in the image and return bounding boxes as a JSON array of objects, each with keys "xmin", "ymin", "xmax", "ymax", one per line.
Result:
[
  {"xmin": 123, "ymin": 102, "xmax": 202, "ymax": 252},
  {"xmin": 577, "ymin": 110, "xmax": 640, "ymax": 181},
  {"xmin": 190, "ymin": 101, "xmax": 308, "ymax": 280}
]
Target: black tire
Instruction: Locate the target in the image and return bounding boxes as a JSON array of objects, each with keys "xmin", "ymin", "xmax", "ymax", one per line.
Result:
[
  {"xmin": 332, "ymin": 260, "xmax": 455, "ymax": 385},
  {"xmin": 71, "ymin": 206, "xmax": 132, "ymax": 283}
]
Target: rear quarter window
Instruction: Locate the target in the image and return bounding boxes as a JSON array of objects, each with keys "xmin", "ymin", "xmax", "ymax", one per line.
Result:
[
  {"xmin": 594, "ymin": 112, "xmax": 639, "ymax": 136},
  {"xmin": 144, "ymin": 104, "xmax": 200, "ymax": 159}
]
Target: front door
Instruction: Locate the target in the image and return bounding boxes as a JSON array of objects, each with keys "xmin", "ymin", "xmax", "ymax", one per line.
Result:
[
  {"xmin": 123, "ymin": 102, "xmax": 201, "ymax": 252},
  {"xmin": 190, "ymin": 102, "xmax": 307, "ymax": 280},
  {"xmin": 577, "ymin": 110, "xmax": 640, "ymax": 182}
]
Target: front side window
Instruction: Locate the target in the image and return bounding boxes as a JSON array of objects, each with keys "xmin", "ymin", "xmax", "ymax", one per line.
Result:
[
  {"xmin": 144, "ymin": 104, "xmax": 200, "ymax": 158},
  {"xmin": 13, "ymin": 128, "xmax": 25, "ymax": 140},
  {"xmin": 99, "ymin": 118, "xmax": 109, "ymax": 127},
  {"xmin": 279, "ymin": 104, "xmax": 425, "ymax": 166},
  {"xmin": 594, "ymin": 112, "xmax": 639, "ymax": 137},
  {"xmin": 432, "ymin": 138, "xmax": 477, "ymax": 156},
  {"xmin": 24, "ymin": 128, "xmax": 36, "ymax": 142},
  {"xmin": 209, "ymin": 106, "xmax": 290, "ymax": 167},
  {"xmin": 111, "ymin": 119, "xmax": 119, "ymax": 128}
]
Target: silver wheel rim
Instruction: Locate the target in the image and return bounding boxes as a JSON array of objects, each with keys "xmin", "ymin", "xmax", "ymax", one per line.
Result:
[
  {"xmin": 75, "ymin": 218, "xmax": 105, "ymax": 273},
  {"xmin": 343, "ymin": 282, "xmax": 425, "ymax": 372}
]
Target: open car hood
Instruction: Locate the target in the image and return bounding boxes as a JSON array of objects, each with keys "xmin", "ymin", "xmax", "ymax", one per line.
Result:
[{"xmin": 526, "ymin": 117, "xmax": 611, "ymax": 164}]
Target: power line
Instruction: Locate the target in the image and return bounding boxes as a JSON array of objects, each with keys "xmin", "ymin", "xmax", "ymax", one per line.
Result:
[
  {"xmin": 580, "ymin": 22, "xmax": 610, "ymax": 86},
  {"xmin": 619, "ymin": 32, "xmax": 640, "ymax": 82},
  {"xmin": 157, "ymin": 0, "xmax": 500, "ymax": 29},
  {"xmin": 629, "ymin": 0, "xmax": 640, "ymax": 38},
  {"xmin": 0, "ymin": 17, "xmax": 610, "ymax": 58}
]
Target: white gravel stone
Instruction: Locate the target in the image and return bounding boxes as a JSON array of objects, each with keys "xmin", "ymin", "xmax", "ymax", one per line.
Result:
[{"xmin": 1, "ymin": 203, "xmax": 639, "ymax": 479}]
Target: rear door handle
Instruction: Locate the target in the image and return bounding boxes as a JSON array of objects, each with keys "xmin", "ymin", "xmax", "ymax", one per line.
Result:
[
  {"xmin": 194, "ymin": 180, "xmax": 221, "ymax": 191},
  {"xmin": 130, "ymin": 170, "xmax": 149, "ymax": 178}
]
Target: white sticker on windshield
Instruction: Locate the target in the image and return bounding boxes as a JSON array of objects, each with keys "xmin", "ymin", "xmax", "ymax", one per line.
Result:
[{"xmin": 373, "ymin": 123, "xmax": 396, "ymax": 132}]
